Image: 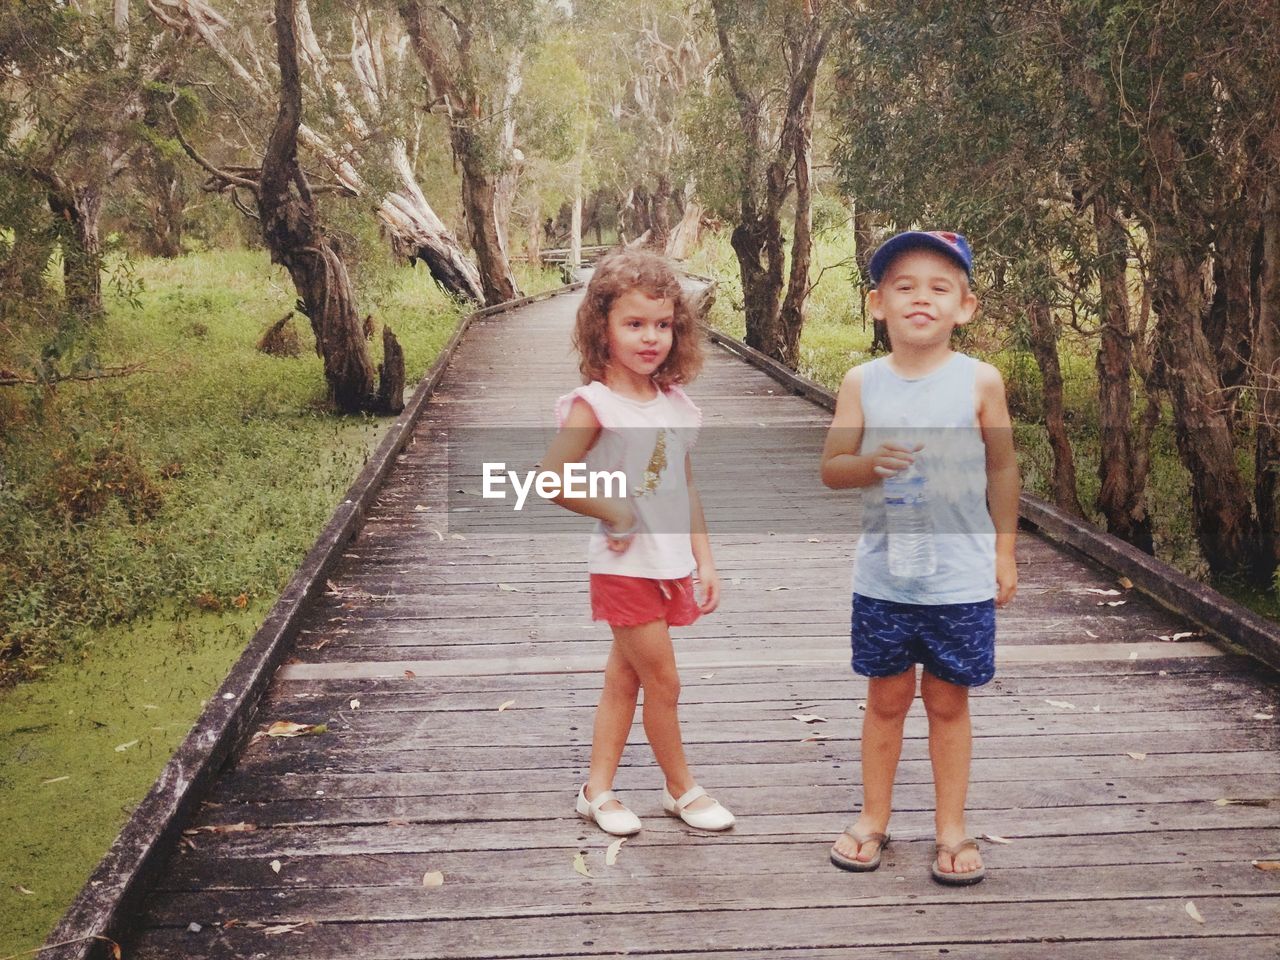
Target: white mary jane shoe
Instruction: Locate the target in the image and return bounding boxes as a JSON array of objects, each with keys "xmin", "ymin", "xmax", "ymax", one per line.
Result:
[
  {"xmin": 576, "ymin": 785, "xmax": 642, "ymax": 837},
  {"xmin": 662, "ymin": 784, "xmax": 736, "ymax": 831}
]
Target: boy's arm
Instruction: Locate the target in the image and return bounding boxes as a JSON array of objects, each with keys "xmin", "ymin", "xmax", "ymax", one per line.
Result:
[
  {"xmin": 977, "ymin": 363, "xmax": 1020, "ymax": 607},
  {"xmin": 820, "ymin": 366, "xmax": 918, "ymax": 489},
  {"xmin": 541, "ymin": 398, "xmax": 634, "ymax": 532},
  {"xmin": 686, "ymin": 453, "xmax": 719, "ymax": 614}
]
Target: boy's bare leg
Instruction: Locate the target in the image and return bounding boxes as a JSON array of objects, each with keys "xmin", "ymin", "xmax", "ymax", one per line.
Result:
[
  {"xmin": 920, "ymin": 670, "xmax": 983, "ymax": 875},
  {"xmin": 584, "ymin": 644, "xmax": 641, "ymax": 812},
  {"xmin": 832, "ymin": 668, "xmax": 917, "ymax": 863},
  {"xmin": 611, "ymin": 619, "xmax": 716, "ymax": 812}
]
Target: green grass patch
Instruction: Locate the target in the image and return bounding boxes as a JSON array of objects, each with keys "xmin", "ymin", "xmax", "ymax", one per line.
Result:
[{"xmin": 0, "ymin": 247, "xmax": 471, "ymax": 953}]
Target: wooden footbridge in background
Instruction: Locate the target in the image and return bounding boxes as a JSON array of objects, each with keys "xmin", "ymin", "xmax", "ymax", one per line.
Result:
[{"xmin": 48, "ymin": 284, "xmax": 1280, "ymax": 959}]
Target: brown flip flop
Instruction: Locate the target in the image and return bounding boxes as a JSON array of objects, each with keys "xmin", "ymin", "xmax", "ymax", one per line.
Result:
[
  {"xmin": 931, "ymin": 837, "xmax": 985, "ymax": 885},
  {"xmin": 830, "ymin": 827, "xmax": 890, "ymax": 872}
]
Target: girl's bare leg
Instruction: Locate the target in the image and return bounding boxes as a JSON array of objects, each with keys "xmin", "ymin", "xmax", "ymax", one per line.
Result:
[
  {"xmin": 610, "ymin": 618, "xmax": 716, "ymax": 811},
  {"xmin": 584, "ymin": 644, "xmax": 641, "ymax": 812}
]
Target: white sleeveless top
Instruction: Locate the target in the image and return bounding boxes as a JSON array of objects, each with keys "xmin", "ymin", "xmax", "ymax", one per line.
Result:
[
  {"xmin": 554, "ymin": 381, "xmax": 702, "ymax": 579},
  {"xmin": 854, "ymin": 353, "xmax": 996, "ymax": 604}
]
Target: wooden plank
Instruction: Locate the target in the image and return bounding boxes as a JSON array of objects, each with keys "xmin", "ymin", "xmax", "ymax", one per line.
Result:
[{"xmin": 123, "ymin": 897, "xmax": 1280, "ymax": 959}]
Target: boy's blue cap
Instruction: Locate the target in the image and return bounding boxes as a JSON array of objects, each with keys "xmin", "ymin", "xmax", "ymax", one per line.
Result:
[{"xmin": 868, "ymin": 230, "xmax": 973, "ymax": 285}]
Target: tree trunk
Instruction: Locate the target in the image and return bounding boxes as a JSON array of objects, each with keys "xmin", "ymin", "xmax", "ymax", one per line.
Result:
[
  {"xmin": 1092, "ymin": 197, "xmax": 1153, "ymax": 551},
  {"xmin": 47, "ymin": 182, "xmax": 103, "ymax": 320},
  {"xmin": 526, "ymin": 198, "xmax": 542, "ymax": 267},
  {"xmin": 141, "ymin": 159, "xmax": 185, "ymax": 259},
  {"xmin": 732, "ymin": 211, "xmax": 786, "ymax": 361},
  {"xmin": 1150, "ymin": 238, "xmax": 1263, "ymax": 577},
  {"xmin": 1255, "ymin": 179, "xmax": 1280, "ymax": 571},
  {"xmin": 258, "ymin": 0, "xmax": 392, "ymax": 415},
  {"xmin": 384, "ymin": 142, "xmax": 484, "ymax": 301},
  {"xmin": 852, "ymin": 202, "xmax": 888, "ymax": 353},
  {"xmin": 649, "ymin": 173, "xmax": 673, "ymax": 250},
  {"xmin": 569, "ymin": 177, "xmax": 583, "ymax": 270},
  {"xmin": 1206, "ymin": 217, "xmax": 1256, "ymax": 424},
  {"xmin": 1026, "ymin": 300, "xmax": 1085, "ymax": 517},
  {"xmin": 665, "ymin": 198, "xmax": 704, "ymax": 260},
  {"xmin": 457, "ymin": 147, "xmax": 520, "ymax": 305},
  {"xmin": 776, "ymin": 78, "xmax": 817, "ymax": 371}
]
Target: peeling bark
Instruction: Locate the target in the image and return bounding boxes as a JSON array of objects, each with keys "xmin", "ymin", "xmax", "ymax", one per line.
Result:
[{"xmin": 1027, "ymin": 300, "xmax": 1085, "ymax": 517}]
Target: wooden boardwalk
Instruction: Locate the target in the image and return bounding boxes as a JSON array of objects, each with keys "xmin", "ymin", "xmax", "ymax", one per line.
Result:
[{"xmin": 123, "ymin": 290, "xmax": 1280, "ymax": 958}]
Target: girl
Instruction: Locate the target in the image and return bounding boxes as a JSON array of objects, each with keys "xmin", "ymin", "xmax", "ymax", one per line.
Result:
[{"xmin": 540, "ymin": 248, "xmax": 735, "ymax": 836}]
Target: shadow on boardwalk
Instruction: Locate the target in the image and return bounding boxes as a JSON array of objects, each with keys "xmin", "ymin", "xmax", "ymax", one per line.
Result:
[{"xmin": 122, "ymin": 290, "xmax": 1279, "ymax": 958}]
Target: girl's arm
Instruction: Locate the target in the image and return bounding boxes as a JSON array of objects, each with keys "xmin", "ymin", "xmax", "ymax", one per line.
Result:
[
  {"xmin": 541, "ymin": 398, "xmax": 636, "ymax": 541},
  {"xmin": 686, "ymin": 453, "xmax": 720, "ymax": 614},
  {"xmin": 977, "ymin": 362, "xmax": 1020, "ymax": 608},
  {"xmin": 820, "ymin": 366, "xmax": 918, "ymax": 488}
]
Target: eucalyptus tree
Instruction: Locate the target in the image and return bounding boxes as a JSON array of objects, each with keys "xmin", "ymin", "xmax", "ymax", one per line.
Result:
[
  {"xmin": 147, "ymin": 0, "xmax": 484, "ymax": 301},
  {"xmin": 685, "ymin": 0, "xmax": 833, "ymax": 366},
  {"xmin": 170, "ymin": 0, "xmax": 405, "ymax": 414},
  {"xmin": 398, "ymin": 0, "xmax": 553, "ymax": 304},
  {"xmin": 0, "ymin": 0, "xmax": 155, "ymax": 320},
  {"xmin": 829, "ymin": 0, "xmax": 1280, "ymax": 581}
]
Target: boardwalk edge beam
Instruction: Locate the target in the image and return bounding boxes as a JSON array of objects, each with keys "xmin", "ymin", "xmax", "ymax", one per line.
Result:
[
  {"xmin": 700, "ymin": 319, "xmax": 1280, "ymax": 674},
  {"xmin": 41, "ymin": 282, "xmax": 584, "ymax": 960}
]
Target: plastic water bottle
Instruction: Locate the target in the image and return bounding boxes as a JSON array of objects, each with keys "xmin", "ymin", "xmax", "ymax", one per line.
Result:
[{"xmin": 883, "ymin": 458, "xmax": 937, "ymax": 578}]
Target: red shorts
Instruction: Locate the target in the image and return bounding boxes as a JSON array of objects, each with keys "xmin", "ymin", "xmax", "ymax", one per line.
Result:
[{"xmin": 589, "ymin": 574, "xmax": 701, "ymax": 628}]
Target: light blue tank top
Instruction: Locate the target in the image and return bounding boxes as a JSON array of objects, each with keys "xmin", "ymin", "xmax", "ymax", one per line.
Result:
[{"xmin": 853, "ymin": 353, "xmax": 996, "ymax": 604}]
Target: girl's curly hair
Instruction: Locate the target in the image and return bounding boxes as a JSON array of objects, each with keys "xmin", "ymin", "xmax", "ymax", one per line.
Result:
[{"xmin": 572, "ymin": 248, "xmax": 703, "ymax": 388}]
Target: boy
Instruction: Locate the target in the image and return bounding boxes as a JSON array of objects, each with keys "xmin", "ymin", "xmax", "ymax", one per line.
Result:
[{"xmin": 819, "ymin": 230, "xmax": 1019, "ymax": 884}]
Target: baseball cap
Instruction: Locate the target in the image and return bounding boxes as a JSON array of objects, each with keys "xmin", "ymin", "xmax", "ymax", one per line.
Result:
[{"xmin": 867, "ymin": 230, "xmax": 973, "ymax": 285}]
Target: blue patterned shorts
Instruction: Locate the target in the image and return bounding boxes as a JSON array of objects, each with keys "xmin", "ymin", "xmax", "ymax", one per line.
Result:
[{"xmin": 851, "ymin": 593, "xmax": 996, "ymax": 687}]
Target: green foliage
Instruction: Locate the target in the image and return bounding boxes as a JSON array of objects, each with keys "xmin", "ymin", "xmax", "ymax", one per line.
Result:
[{"xmin": 0, "ymin": 249, "xmax": 464, "ymax": 684}]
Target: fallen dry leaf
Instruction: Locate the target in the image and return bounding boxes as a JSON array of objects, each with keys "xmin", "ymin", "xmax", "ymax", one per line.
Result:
[
  {"xmin": 498, "ymin": 699, "xmax": 516, "ymax": 712},
  {"xmin": 573, "ymin": 852, "xmax": 593, "ymax": 878},
  {"xmin": 349, "ymin": 699, "xmax": 360, "ymax": 710},
  {"xmin": 1118, "ymin": 576, "xmax": 1134, "ymax": 589},
  {"xmin": 802, "ymin": 733, "xmax": 834, "ymax": 742},
  {"xmin": 792, "ymin": 713, "xmax": 828, "ymax": 724},
  {"xmin": 1253, "ymin": 713, "xmax": 1274, "ymax": 721},
  {"xmin": 414, "ymin": 505, "xmax": 428, "ymax": 511},
  {"xmin": 114, "ymin": 739, "xmax": 139, "ymax": 753},
  {"xmin": 1251, "ymin": 860, "xmax": 1280, "ymax": 871},
  {"xmin": 269, "ymin": 859, "xmax": 282, "ymax": 874},
  {"xmin": 1212, "ymin": 798, "xmax": 1272, "ymax": 807},
  {"xmin": 387, "ymin": 818, "xmax": 410, "ymax": 826},
  {"xmin": 1128, "ymin": 651, "xmax": 1139, "ymax": 660},
  {"xmin": 1127, "ymin": 751, "xmax": 1148, "ymax": 761},
  {"xmin": 1156, "ymin": 631, "xmax": 1197, "ymax": 642},
  {"xmin": 981, "ymin": 834, "xmax": 1013, "ymax": 845},
  {"xmin": 766, "ymin": 585, "xmax": 788, "ymax": 591},
  {"xmin": 700, "ymin": 672, "xmax": 716, "ymax": 679},
  {"xmin": 450, "ymin": 533, "xmax": 466, "ymax": 540},
  {"xmin": 263, "ymin": 921, "xmax": 312, "ymax": 936},
  {"xmin": 422, "ymin": 871, "xmax": 445, "ymax": 887},
  {"xmin": 1184, "ymin": 900, "xmax": 1205, "ymax": 924},
  {"xmin": 1044, "ymin": 699, "xmax": 1076, "ymax": 710},
  {"xmin": 42, "ymin": 776, "xmax": 70, "ymax": 785},
  {"xmin": 1098, "ymin": 600, "xmax": 1127, "ymax": 607},
  {"xmin": 426, "ymin": 528, "xmax": 444, "ymax": 541},
  {"xmin": 498, "ymin": 583, "xmax": 522, "ymax": 592},
  {"xmin": 16, "ymin": 885, "xmax": 34, "ymax": 895},
  {"xmin": 606, "ymin": 837, "xmax": 627, "ymax": 866},
  {"xmin": 404, "ymin": 669, "xmax": 417, "ymax": 680},
  {"xmin": 1084, "ymin": 588, "xmax": 1122, "ymax": 596},
  {"xmin": 266, "ymin": 721, "xmax": 326, "ymax": 738},
  {"xmin": 190, "ymin": 822, "xmax": 257, "ymax": 834}
]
